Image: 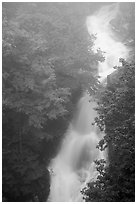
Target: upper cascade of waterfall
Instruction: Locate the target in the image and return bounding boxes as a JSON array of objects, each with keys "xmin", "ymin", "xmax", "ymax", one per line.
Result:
[{"xmin": 86, "ymin": 3, "xmax": 129, "ymax": 81}]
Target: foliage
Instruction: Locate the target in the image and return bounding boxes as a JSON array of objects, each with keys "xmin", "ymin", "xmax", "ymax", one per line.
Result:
[
  {"xmin": 3, "ymin": 9, "xmax": 71, "ymax": 128},
  {"xmin": 82, "ymin": 60, "xmax": 135, "ymax": 201},
  {"xmin": 2, "ymin": 3, "xmax": 103, "ymax": 201}
]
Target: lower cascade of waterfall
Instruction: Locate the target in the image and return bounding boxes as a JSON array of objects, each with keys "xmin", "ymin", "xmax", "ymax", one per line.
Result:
[{"xmin": 48, "ymin": 94, "xmax": 106, "ymax": 202}]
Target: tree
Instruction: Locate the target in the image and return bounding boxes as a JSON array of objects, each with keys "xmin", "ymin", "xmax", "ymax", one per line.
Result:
[
  {"xmin": 82, "ymin": 60, "xmax": 135, "ymax": 202},
  {"xmin": 3, "ymin": 3, "xmax": 103, "ymax": 201},
  {"xmin": 3, "ymin": 6, "xmax": 71, "ymax": 201}
]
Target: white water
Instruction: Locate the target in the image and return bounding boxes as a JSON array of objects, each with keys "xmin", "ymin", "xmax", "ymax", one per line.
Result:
[
  {"xmin": 48, "ymin": 3, "xmax": 128, "ymax": 202},
  {"xmin": 87, "ymin": 3, "xmax": 128, "ymax": 81},
  {"xmin": 48, "ymin": 94, "xmax": 105, "ymax": 201}
]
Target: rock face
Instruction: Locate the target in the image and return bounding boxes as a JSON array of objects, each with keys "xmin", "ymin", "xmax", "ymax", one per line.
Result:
[{"xmin": 107, "ymin": 70, "xmax": 118, "ymax": 88}]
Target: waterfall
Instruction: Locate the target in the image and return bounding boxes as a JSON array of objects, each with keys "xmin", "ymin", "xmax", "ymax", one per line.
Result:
[
  {"xmin": 48, "ymin": 94, "xmax": 105, "ymax": 202},
  {"xmin": 48, "ymin": 3, "xmax": 128, "ymax": 202}
]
